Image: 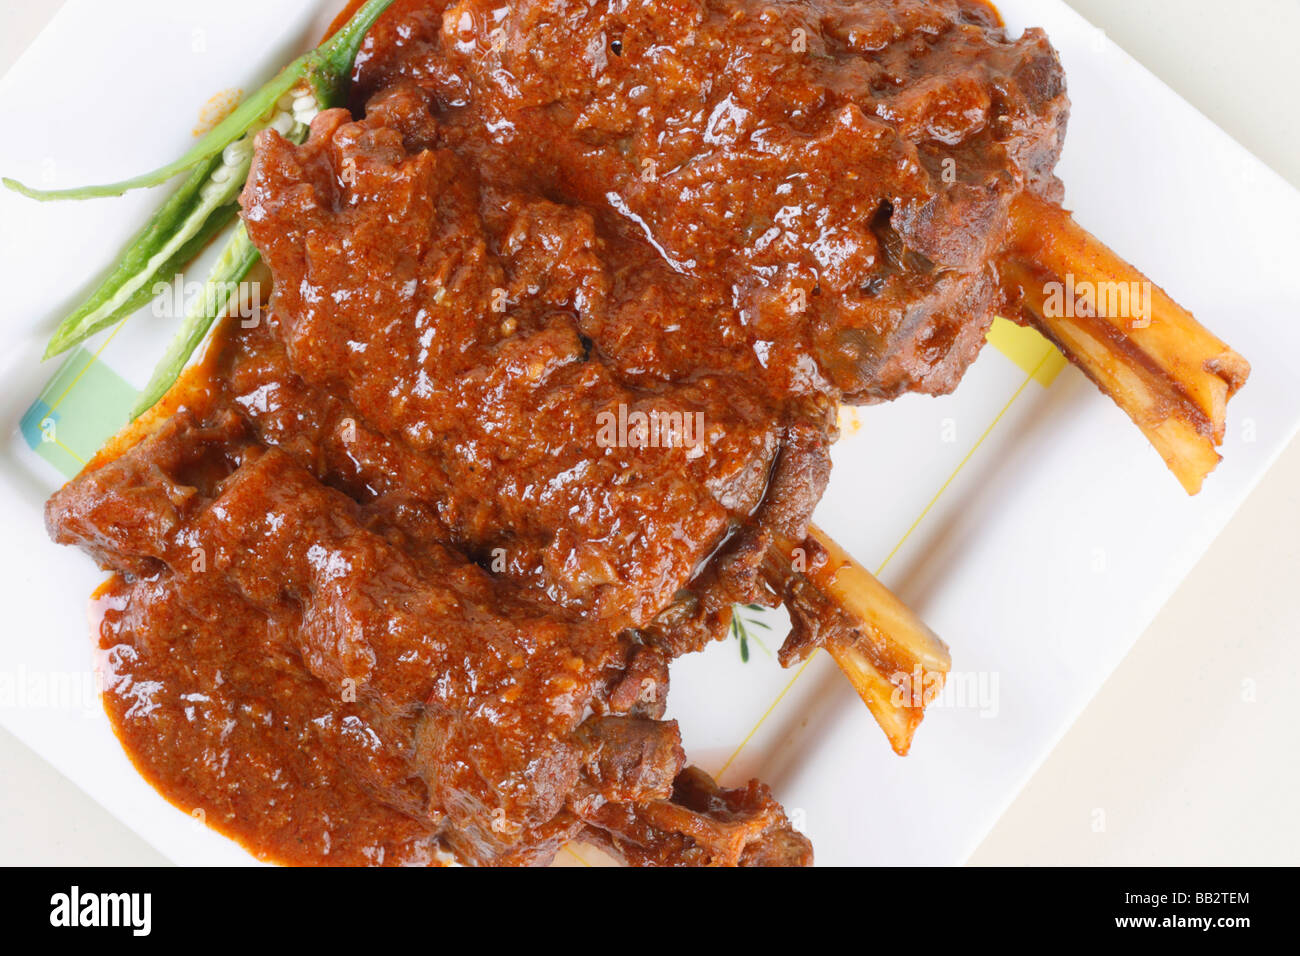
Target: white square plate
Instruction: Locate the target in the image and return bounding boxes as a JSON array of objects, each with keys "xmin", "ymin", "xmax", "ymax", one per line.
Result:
[{"xmin": 1, "ymin": 0, "xmax": 1296, "ymax": 866}]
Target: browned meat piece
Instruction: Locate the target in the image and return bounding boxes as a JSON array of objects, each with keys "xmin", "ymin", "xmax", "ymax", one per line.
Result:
[
  {"xmin": 50, "ymin": 416, "xmax": 808, "ymax": 865},
  {"xmin": 45, "ymin": 411, "xmax": 247, "ymax": 577},
  {"xmin": 582, "ymin": 766, "xmax": 813, "ymax": 867},
  {"xmin": 353, "ymin": 0, "xmax": 1068, "ymax": 402},
  {"xmin": 240, "ymin": 97, "xmax": 814, "ymax": 625}
]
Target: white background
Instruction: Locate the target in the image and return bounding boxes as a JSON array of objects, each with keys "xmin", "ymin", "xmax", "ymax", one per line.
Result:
[{"xmin": 0, "ymin": 0, "xmax": 1296, "ymax": 866}]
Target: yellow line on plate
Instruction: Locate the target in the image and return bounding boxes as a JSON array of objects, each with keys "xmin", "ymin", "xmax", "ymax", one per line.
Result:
[
  {"xmin": 713, "ymin": 349, "xmax": 1056, "ymax": 782},
  {"xmin": 562, "ymin": 844, "xmax": 593, "ymax": 867},
  {"xmin": 715, "ymin": 655, "xmax": 819, "ymax": 778},
  {"xmin": 45, "ymin": 314, "xmax": 133, "ymax": 416},
  {"xmin": 50, "ymin": 436, "xmax": 86, "ymax": 465},
  {"xmin": 871, "ymin": 352, "xmax": 1051, "ymax": 575}
]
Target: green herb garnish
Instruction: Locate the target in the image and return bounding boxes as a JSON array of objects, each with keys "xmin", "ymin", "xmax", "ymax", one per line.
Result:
[{"xmin": 730, "ymin": 604, "xmax": 772, "ymax": 663}]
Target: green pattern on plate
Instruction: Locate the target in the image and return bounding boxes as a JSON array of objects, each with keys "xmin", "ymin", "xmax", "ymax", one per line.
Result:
[{"xmin": 21, "ymin": 348, "xmax": 139, "ymax": 479}]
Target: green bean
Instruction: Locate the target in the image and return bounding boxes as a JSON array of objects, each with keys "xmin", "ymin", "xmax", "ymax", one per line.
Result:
[
  {"xmin": 131, "ymin": 223, "xmax": 260, "ymax": 420},
  {"xmin": 124, "ymin": 0, "xmax": 399, "ymax": 416},
  {"xmin": 4, "ymin": 0, "xmax": 396, "ymax": 201},
  {"xmin": 304, "ymin": 0, "xmax": 398, "ymax": 110},
  {"xmin": 3, "ymin": 74, "xmax": 297, "ymax": 202},
  {"xmin": 43, "ymin": 138, "xmax": 260, "ymax": 357},
  {"xmin": 28, "ymin": 0, "xmax": 395, "ymax": 361}
]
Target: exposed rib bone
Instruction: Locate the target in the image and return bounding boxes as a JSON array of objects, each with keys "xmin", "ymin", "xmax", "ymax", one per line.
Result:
[
  {"xmin": 764, "ymin": 526, "xmax": 951, "ymax": 755},
  {"xmin": 1005, "ymin": 192, "xmax": 1250, "ymax": 494}
]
